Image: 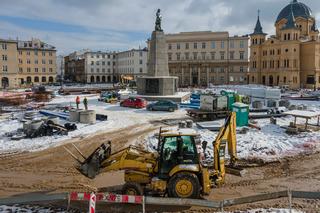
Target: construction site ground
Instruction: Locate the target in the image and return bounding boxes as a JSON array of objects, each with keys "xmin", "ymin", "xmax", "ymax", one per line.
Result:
[{"xmin": 0, "ymin": 122, "xmax": 319, "ymax": 212}]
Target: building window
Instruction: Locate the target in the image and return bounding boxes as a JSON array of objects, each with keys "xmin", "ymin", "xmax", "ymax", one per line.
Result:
[
  {"xmin": 49, "ymin": 60, "xmax": 53, "ymax": 64},
  {"xmin": 97, "ymin": 68, "xmax": 99, "ymax": 73},
  {"xmin": 35, "ymin": 59, "xmax": 38, "ymax": 64},
  {"xmin": 42, "ymin": 59, "xmax": 46, "ymax": 64},
  {"xmin": 202, "ymin": 42, "xmax": 206, "ymax": 49},
  {"xmin": 107, "ymin": 61, "xmax": 110, "ymax": 66},
  {"xmin": 176, "ymin": 53, "xmax": 181, "ymax": 61},
  {"xmin": 168, "ymin": 44, "xmax": 172, "ymax": 50},
  {"xmin": 27, "ymin": 59, "xmax": 31, "ymax": 64},
  {"xmin": 240, "ymin": 66, "xmax": 244, "ymax": 72},
  {"xmin": 168, "ymin": 53, "xmax": 172, "ymax": 61},
  {"xmin": 91, "ymin": 68, "xmax": 94, "ymax": 72},
  {"xmin": 27, "ymin": 51, "xmax": 30, "ymax": 56},
  {"xmin": 19, "ymin": 67, "xmax": 23, "ymax": 72},
  {"xmin": 240, "ymin": 40, "xmax": 245, "ymax": 48},
  {"xmin": 139, "ymin": 59, "xmax": 143, "ymax": 64},
  {"xmin": 49, "ymin": 68, "xmax": 53, "ymax": 72},
  {"xmin": 2, "ymin": 55, "xmax": 7, "ymax": 61},
  {"xmin": 35, "ymin": 68, "xmax": 38, "ymax": 72},
  {"xmin": 42, "ymin": 77, "xmax": 46, "ymax": 82},
  {"xmin": 27, "ymin": 67, "xmax": 31, "ymax": 72},
  {"xmin": 97, "ymin": 54, "xmax": 100, "ymax": 58},
  {"xmin": 230, "ymin": 41, "xmax": 234, "ymax": 48},
  {"xmin": 42, "ymin": 52, "xmax": 45, "ymax": 56},
  {"xmin": 91, "ymin": 61, "xmax": 94, "ymax": 65},
  {"xmin": 19, "ymin": 51, "xmax": 22, "ymax": 55},
  {"xmin": 211, "ymin": 52, "xmax": 215, "ymax": 60},
  {"xmin": 194, "ymin": 43, "xmax": 197, "ymax": 49},
  {"xmin": 140, "ymin": 68, "xmax": 143, "ymax": 73},
  {"xmin": 49, "ymin": 52, "xmax": 53, "ymax": 56},
  {"xmin": 42, "ymin": 68, "xmax": 46, "ymax": 72},
  {"xmin": 91, "ymin": 55, "xmax": 94, "ymax": 58},
  {"xmin": 220, "ymin": 52, "xmax": 225, "ymax": 60},
  {"xmin": 2, "ymin": 43, "xmax": 7, "ymax": 50},
  {"xmin": 221, "ymin": 41, "xmax": 225, "ymax": 49},
  {"xmin": 201, "ymin": 52, "xmax": 206, "ymax": 60},
  {"xmin": 284, "ymin": 76, "xmax": 287, "ymax": 83},
  {"xmin": 185, "ymin": 53, "xmax": 189, "ymax": 60},
  {"xmin": 2, "ymin": 65, "xmax": 8, "ymax": 72},
  {"xmin": 102, "ymin": 61, "xmax": 105, "ymax": 65},
  {"xmin": 220, "ymin": 67, "xmax": 224, "ymax": 73},
  {"xmin": 185, "ymin": 43, "xmax": 189, "ymax": 49},
  {"xmin": 240, "ymin": 51, "xmax": 244, "ymax": 60},
  {"xmin": 34, "ymin": 51, "xmax": 38, "ymax": 56},
  {"xmin": 230, "ymin": 51, "xmax": 234, "ymax": 60},
  {"xmin": 96, "ymin": 61, "xmax": 99, "ymax": 65},
  {"xmin": 177, "ymin": 43, "xmax": 181, "ymax": 50},
  {"xmin": 193, "ymin": 52, "xmax": 197, "ymax": 60},
  {"xmin": 211, "ymin": 41, "xmax": 215, "ymax": 49}
]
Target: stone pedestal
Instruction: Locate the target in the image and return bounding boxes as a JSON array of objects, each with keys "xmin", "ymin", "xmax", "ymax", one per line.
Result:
[{"xmin": 137, "ymin": 30, "xmax": 177, "ymax": 96}]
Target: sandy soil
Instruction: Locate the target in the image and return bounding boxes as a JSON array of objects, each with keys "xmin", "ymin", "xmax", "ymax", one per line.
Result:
[{"xmin": 0, "ymin": 122, "xmax": 320, "ymax": 212}]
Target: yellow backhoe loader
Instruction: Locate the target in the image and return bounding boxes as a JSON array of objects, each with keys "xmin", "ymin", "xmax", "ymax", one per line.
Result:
[{"xmin": 66, "ymin": 112, "xmax": 242, "ymax": 199}]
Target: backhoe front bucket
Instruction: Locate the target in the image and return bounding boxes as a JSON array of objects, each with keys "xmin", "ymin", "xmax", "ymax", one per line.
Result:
[{"xmin": 66, "ymin": 142, "xmax": 112, "ymax": 179}]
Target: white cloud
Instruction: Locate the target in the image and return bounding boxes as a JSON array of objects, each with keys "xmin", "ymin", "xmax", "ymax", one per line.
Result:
[{"xmin": 0, "ymin": 0, "xmax": 319, "ymax": 54}]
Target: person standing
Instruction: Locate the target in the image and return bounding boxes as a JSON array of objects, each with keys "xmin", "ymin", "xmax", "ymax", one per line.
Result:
[
  {"xmin": 76, "ymin": 96, "xmax": 80, "ymax": 109},
  {"xmin": 83, "ymin": 97, "xmax": 88, "ymax": 110}
]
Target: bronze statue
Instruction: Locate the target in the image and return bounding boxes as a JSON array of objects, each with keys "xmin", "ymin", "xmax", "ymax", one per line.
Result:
[{"xmin": 155, "ymin": 9, "xmax": 162, "ymax": 31}]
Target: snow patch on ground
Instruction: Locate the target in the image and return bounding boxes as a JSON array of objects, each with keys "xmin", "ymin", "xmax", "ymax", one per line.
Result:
[{"xmin": 0, "ymin": 95, "xmax": 186, "ymax": 154}]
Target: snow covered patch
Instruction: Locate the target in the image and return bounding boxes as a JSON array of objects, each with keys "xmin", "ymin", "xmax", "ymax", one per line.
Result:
[
  {"xmin": 0, "ymin": 95, "xmax": 187, "ymax": 153},
  {"xmin": 217, "ymin": 209, "xmax": 302, "ymax": 213},
  {"xmin": 137, "ymin": 115, "xmax": 320, "ymax": 163},
  {"xmin": 0, "ymin": 205, "xmax": 68, "ymax": 212}
]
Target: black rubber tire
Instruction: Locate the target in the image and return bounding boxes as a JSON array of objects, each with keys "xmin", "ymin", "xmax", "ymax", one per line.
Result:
[
  {"xmin": 167, "ymin": 173, "xmax": 201, "ymax": 199},
  {"xmin": 122, "ymin": 182, "xmax": 144, "ymax": 195}
]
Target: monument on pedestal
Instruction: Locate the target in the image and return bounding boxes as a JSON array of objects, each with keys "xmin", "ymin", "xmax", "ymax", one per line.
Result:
[{"xmin": 137, "ymin": 9, "xmax": 178, "ymax": 96}]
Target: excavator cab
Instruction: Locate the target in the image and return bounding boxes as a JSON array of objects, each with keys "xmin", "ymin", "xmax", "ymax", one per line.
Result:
[{"xmin": 158, "ymin": 135, "xmax": 199, "ymax": 179}]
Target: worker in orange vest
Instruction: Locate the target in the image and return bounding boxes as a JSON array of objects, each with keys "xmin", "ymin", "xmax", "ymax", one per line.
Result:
[{"xmin": 76, "ymin": 96, "xmax": 80, "ymax": 109}]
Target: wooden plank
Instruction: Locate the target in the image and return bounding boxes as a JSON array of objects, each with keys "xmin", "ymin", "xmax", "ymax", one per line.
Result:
[
  {"xmin": 145, "ymin": 197, "xmax": 221, "ymax": 208},
  {"xmin": 223, "ymin": 191, "xmax": 287, "ymax": 207},
  {"xmin": 292, "ymin": 191, "xmax": 320, "ymax": 199},
  {"xmin": 0, "ymin": 193, "xmax": 68, "ymax": 205}
]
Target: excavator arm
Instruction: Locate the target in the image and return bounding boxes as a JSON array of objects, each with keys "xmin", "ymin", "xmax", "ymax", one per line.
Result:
[{"xmin": 211, "ymin": 112, "xmax": 242, "ymax": 185}]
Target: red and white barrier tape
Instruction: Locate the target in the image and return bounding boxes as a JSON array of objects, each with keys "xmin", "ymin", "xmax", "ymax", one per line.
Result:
[{"xmin": 70, "ymin": 192, "xmax": 143, "ymax": 204}]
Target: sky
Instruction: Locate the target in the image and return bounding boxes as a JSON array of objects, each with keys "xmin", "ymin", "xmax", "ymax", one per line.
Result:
[{"xmin": 0, "ymin": 0, "xmax": 319, "ymax": 55}]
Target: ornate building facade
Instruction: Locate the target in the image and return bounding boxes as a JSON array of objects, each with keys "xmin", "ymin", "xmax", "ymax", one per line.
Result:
[
  {"xmin": 249, "ymin": 0, "xmax": 320, "ymax": 89},
  {"xmin": 165, "ymin": 31, "xmax": 249, "ymax": 87}
]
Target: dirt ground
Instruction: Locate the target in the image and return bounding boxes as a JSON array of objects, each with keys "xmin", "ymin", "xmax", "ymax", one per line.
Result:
[{"xmin": 0, "ymin": 122, "xmax": 320, "ymax": 212}]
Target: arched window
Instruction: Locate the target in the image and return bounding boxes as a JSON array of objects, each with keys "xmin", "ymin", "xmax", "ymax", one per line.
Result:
[
  {"xmin": 34, "ymin": 76, "xmax": 39, "ymax": 82},
  {"xmin": 42, "ymin": 76, "xmax": 46, "ymax": 82},
  {"xmin": 26, "ymin": 76, "xmax": 32, "ymax": 83},
  {"xmin": 288, "ymin": 33, "xmax": 291, "ymax": 40},
  {"xmin": 90, "ymin": 76, "xmax": 94, "ymax": 83},
  {"xmin": 49, "ymin": 76, "xmax": 54, "ymax": 82},
  {"xmin": 1, "ymin": 77, "xmax": 9, "ymax": 88},
  {"xmin": 284, "ymin": 34, "xmax": 287, "ymax": 40},
  {"xmin": 102, "ymin": 76, "xmax": 106, "ymax": 82},
  {"xmin": 96, "ymin": 76, "xmax": 100, "ymax": 83},
  {"xmin": 107, "ymin": 76, "xmax": 111, "ymax": 82}
]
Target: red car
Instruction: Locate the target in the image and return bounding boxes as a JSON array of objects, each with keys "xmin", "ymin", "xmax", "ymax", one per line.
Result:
[{"xmin": 120, "ymin": 97, "xmax": 147, "ymax": 109}]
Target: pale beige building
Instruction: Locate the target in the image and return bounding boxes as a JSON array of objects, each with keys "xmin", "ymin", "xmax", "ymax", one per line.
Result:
[
  {"xmin": 249, "ymin": 0, "xmax": 320, "ymax": 89},
  {"xmin": 116, "ymin": 48, "xmax": 148, "ymax": 83},
  {"xmin": 165, "ymin": 31, "xmax": 249, "ymax": 87},
  {"xmin": 0, "ymin": 38, "xmax": 57, "ymax": 89}
]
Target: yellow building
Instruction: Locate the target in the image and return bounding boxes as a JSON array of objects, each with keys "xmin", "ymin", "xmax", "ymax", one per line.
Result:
[
  {"xmin": 0, "ymin": 38, "xmax": 57, "ymax": 89},
  {"xmin": 249, "ymin": 0, "xmax": 320, "ymax": 89}
]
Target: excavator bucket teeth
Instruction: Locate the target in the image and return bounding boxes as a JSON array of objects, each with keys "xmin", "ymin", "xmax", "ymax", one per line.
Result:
[{"xmin": 77, "ymin": 142, "xmax": 111, "ymax": 179}]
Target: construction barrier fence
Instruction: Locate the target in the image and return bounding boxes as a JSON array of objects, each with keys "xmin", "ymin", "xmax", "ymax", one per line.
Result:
[{"xmin": 0, "ymin": 190, "xmax": 320, "ymax": 212}]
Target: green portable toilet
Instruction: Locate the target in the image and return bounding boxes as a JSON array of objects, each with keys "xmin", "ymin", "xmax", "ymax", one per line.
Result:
[
  {"xmin": 232, "ymin": 102, "xmax": 249, "ymax": 127},
  {"xmin": 220, "ymin": 90, "xmax": 236, "ymax": 110}
]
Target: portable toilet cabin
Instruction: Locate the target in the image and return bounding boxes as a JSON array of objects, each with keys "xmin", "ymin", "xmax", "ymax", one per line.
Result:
[
  {"xmin": 220, "ymin": 90, "xmax": 236, "ymax": 110},
  {"xmin": 232, "ymin": 102, "xmax": 249, "ymax": 127}
]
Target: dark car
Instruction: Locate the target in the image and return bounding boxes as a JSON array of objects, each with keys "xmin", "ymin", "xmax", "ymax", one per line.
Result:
[
  {"xmin": 147, "ymin": 100, "xmax": 178, "ymax": 112},
  {"xmin": 120, "ymin": 97, "xmax": 147, "ymax": 109}
]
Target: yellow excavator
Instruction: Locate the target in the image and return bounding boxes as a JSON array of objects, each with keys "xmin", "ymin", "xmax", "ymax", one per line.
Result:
[{"xmin": 66, "ymin": 112, "xmax": 242, "ymax": 199}]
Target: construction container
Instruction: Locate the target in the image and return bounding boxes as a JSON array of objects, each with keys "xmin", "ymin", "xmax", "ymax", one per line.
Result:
[
  {"xmin": 200, "ymin": 95, "xmax": 228, "ymax": 112},
  {"xmin": 232, "ymin": 102, "xmax": 249, "ymax": 127},
  {"xmin": 69, "ymin": 110, "xmax": 83, "ymax": 122},
  {"xmin": 80, "ymin": 110, "xmax": 96, "ymax": 124},
  {"xmin": 220, "ymin": 90, "xmax": 235, "ymax": 110}
]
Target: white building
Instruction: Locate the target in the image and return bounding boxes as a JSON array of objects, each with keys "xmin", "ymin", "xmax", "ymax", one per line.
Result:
[
  {"xmin": 116, "ymin": 48, "xmax": 148, "ymax": 83},
  {"xmin": 84, "ymin": 51, "xmax": 117, "ymax": 83}
]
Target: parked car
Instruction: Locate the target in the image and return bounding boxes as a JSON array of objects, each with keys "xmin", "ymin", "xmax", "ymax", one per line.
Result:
[
  {"xmin": 120, "ymin": 97, "xmax": 147, "ymax": 109},
  {"xmin": 99, "ymin": 91, "xmax": 119, "ymax": 103},
  {"xmin": 147, "ymin": 100, "xmax": 178, "ymax": 112}
]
